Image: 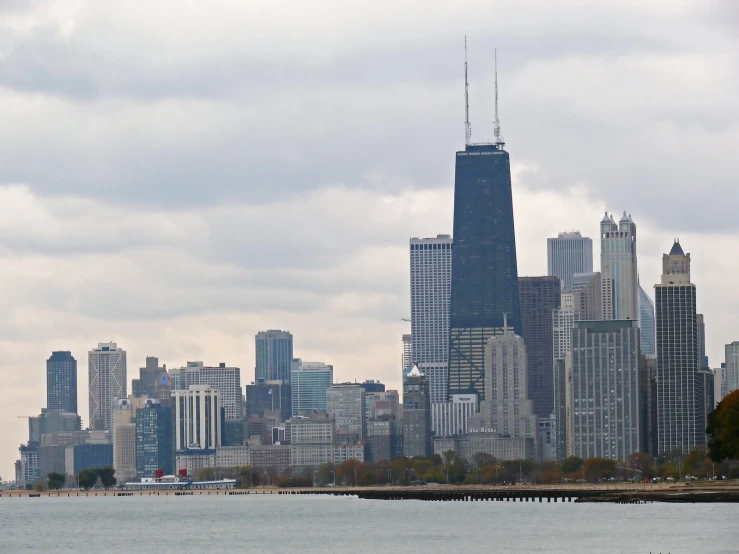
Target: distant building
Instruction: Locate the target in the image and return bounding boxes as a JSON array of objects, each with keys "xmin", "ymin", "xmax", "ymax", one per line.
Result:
[
  {"xmin": 215, "ymin": 445, "xmax": 250, "ymax": 469},
  {"xmin": 288, "ymin": 412, "xmax": 335, "ymax": 469},
  {"xmin": 326, "ymin": 384, "xmax": 365, "ymax": 441},
  {"xmin": 571, "ymin": 272, "xmax": 602, "ymax": 320},
  {"xmin": 401, "ymin": 334, "xmax": 413, "ymax": 379},
  {"xmin": 360, "ymin": 380, "xmax": 385, "ymax": 394},
  {"xmin": 131, "ymin": 357, "xmax": 167, "ymax": 399},
  {"xmin": 89, "ymin": 342, "xmax": 127, "ymax": 431},
  {"xmin": 65, "ymin": 443, "xmax": 113, "ymax": 476},
  {"xmin": 538, "ymin": 416, "xmax": 556, "ymax": 461},
  {"xmin": 723, "ymin": 342, "xmax": 739, "ymax": 400},
  {"xmin": 433, "ymin": 432, "xmax": 535, "ymax": 461},
  {"xmin": 112, "ymin": 398, "xmax": 138, "ymax": 484},
  {"xmin": 46, "ymin": 351, "xmax": 78, "ymax": 414},
  {"xmin": 176, "ymin": 451, "xmax": 216, "ymax": 476},
  {"xmin": 40, "ymin": 432, "xmax": 90, "ymax": 476},
  {"xmin": 430, "ymin": 394, "xmax": 477, "ymax": 437},
  {"xmin": 136, "ymin": 399, "xmax": 174, "ymax": 479},
  {"xmin": 169, "ymin": 362, "xmax": 242, "ymax": 421},
  {"xmin": 18, "ymin": 442, "xmax": 40, "ymax": 487},
  {"xmin": 365, "ymin": 390, "xmax": 400, "ymax": 422},
  {"xmin": 600, "ymin": 212, "xmax": 638, "ymax": 321},
  {"xmin": 366, "ymin": 418, "xmax": 402, "ymax": 462},
  {"xmin": 402, "ymin": 365, "xmax": 431, "ymax": 458},
  {"xmin": 290, "ymin": 359, "xmax": 333, "ymax": 416},
  {"xmin": 173, "ymin": 385, "xmax": 220, "ymax": 451},
  {"xmin": 246, "ymin": 382, "xmax": 292, "ymax": 422},
  {"xmin": 638, "ymin": 286, "xmax": 656, "ymax": 355},
  {"xmin": 640, "ymin": 354, "xmax": 658, "ymax": 456},
  {"xmin": 38, "ymin": 410, "xmax": 82, "ymax": 435},
  {"xmin": 250, "ymin": 445, "xmax": 291, "ymax": 474},
  {"xmin": 547, "ymin": 231, "xmax": 593, "ymax": 291},
  {"xmin": 255, "ymin": 330, "xmax": 294, "ymax": 384}
]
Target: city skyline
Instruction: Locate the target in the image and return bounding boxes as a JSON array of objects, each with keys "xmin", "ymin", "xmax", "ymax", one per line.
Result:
[{"xmin": 2, "ymin": 1, "xmax": 739, "ymax": 480}]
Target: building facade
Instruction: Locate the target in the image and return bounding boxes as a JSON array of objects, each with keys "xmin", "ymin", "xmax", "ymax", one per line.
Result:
[
  {"xmin": 401, "ymin": 334, "xmax": 413, "ymax": 380},
  {"xmin": 638, "ymin": 286, "xmax": 656, "ymax": 355},
  {"xmin": 112, "ymin": 398, "xmax": 137, "ymax": 484},
  {"xmin": 170, "ymin": 362, "xmax": 242, "ymax": 421},
  {"xmin": 173, "ymin": 385, "xmax": 221, "ymax": 451},
  {"xmin": 326, "ymin": 384, "xmax": 365, "ymax": 440},
  {"xmin": 88, "ymin": 342, "xmax": 127, "ymax": 431},
  {"xmin": 136, "ymin": 399, "xmax": 174, "ymax": 479},
  {"xmin": 131, "ymin": 356, "xmax": 166, "ymax": 399},
  {"xmin": 402, "ymin": 365, "xmax": 431, "ymax": 458},
  {"xmin": 288, "ymin": 412, "xmax": 335, "ymax": 468},
  {"xmin": 290, "ymin": 360, "xmax": 333, "ymax": 416},
  {"xmin": 47, "ymin": 351, "xmax": 78, "ymax": 414},
  {"xmin": 366, "ymin": 418, "xmax": 402, "ymax": 462},
  {"xmin": 600, "ymin": 212, "xmax": 638, "ymax": 321},
  {"xmin": 723, "ymin": 342, "xmax": 739, "ymax": 400},
  {"xmin": 255, "ymin": 330, "xmax": 294, "ymax": 383},
  {"xmin": 430, "ymin": 394, "xmax": 478, "ymax": 437},
  {"xmin": 547, "ymin": 231, "xmax": 593, "ymax": 291}
]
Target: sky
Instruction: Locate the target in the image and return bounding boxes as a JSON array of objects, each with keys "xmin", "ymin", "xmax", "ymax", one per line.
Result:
[{"xmin": 1, "ymin": 0, "xmax": 738, "ymax": 479}]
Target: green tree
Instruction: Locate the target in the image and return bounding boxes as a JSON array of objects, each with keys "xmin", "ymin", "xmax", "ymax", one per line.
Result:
[
  {"xmin": 316, "ymin": 463, "xmax": 336, "ymax": 486},
  {"xmin": 34, "ymin": 481, "xmax": 45, "ymax": 492},
  {"xmin": 77, "ymin": 469, "xmax": 97, "ymax": 490},
  {"xmin": 473, "ymin": 452, "xmax": 497, "ymax": 468},
  {"xmin": 97, "ymin": 467, "xmax": 117, "ymax": 489},
  {"xmin": 707, "ymin": 389, "xmax": 739, "ymax": 463},
  {"xmin": 559, "ymin": 456, "xmax": 583, "ymax": 475},
  {"xmin": 197, "ymin": 467, "xmax": 216, "ymax": 482},
  {"xmin": 47, "ymin": 472, "xmax": 66, "ymax": 490},
  {"xmin": 584, "ymin": 458, "xmax": 616, "ymax": 482}
]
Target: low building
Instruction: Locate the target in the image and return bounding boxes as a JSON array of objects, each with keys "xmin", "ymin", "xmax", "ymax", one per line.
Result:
[
  {"xmin": 433, "ymin": 431, "xmax": 536, "ymax": 462},
  {"xmin": 431, "ymin": 394, "xmax": 478, "ymax": 437},
  {"xmin": 176, "ymin": 450, "xmax": 216, "ymax": 476},
  {"xmin": 366, "ymin": 418, "xmax": 402, "ymax": 462},
  {"xmin": 65, "ymin": 443, "xmax": 113, "ymax": 475},
  {"xmin": 250, "ymin": 445, "xmax": 291, "ymax": 474},
  {"xmin": 216, "ymin": 445, "xmax": 250, "ymax": 469}
]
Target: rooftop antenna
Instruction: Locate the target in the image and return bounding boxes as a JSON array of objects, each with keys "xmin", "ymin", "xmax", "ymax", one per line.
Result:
[
  {"xmin": 494, "ymin": 48, "xmax": 505, "ymax": 147},
  {"xmin": 464, "ymin": 36, "xmax": 472, "ymax": 146}
]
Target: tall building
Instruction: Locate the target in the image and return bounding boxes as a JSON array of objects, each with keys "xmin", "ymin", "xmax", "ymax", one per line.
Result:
[
  {"xmin": 519, "ymin": 276, "xmax": 561, "ymax": 418},
  {"xmin": 600, "ymin": 212, "xmax": 638, "ymax": 321},
  {"xmin": 571, "ymin": 272, "xmax": 602, "ymax": 320},
  {"xmin": 288, "ymin": 411, "xmax": 335, "ymax": 469},
  {"xmin": 638, "ymin": 285, "xmax": 656, "ymax": 355},
  {"xmin": 136, "ymin": 399, "xmax": 174, "ymax": 479},
  {"xmin": 245, "ymin": 382, "xmax": 292, "ymax": 422},
  {"xmin": 366, "ymin": 417, "xmax": 402, "ymax": 462},
  {"xmin": 722, "ymin": 342, "xmax": 739, "ymax": 400},
  {"xmin": 547, "ymin": 231, "xmax": 593, "ymax": 291},
  {"xmin": 401, "ymin": 334, "xmax": 413, "ymax": 380},
  {"xmin": 131, "ymin": 356, "xmax": 166, "ymax": 398},
  {"xmin": 88, "ymin": 342, "xmax": 127, "ymax": 431},
  {"xmin": 402, "ymin": 365, "xmax": 431, "ymax": 458},
  {"xmin": 656, "ymin": 240, "xmax": 702, "ymax": 455},
  {"xmin": 46, "ymin": 351, "xmax": 77, "ymax": 414},
  {"xmin": 290, "ymin": 359, "xmax": 333, "ymax": 416},
  {"xmin": 173, "ymin": 385, "xmax": 221, "ymax": 451},
  {"xmin": 112, "ymin": 398, "xmax": 137, "ymax": 484},
  {"xmin": 326, "ymin": 384, "xmax": 365, "ymax": 440},
  {"xmin": 570, "ymin": 320, "xmax": 641, "ymax": 461},
  {"xmin": 255, "ymin": 330, "xmax": 293, "ymax": 383},
  {"xmin": 484, "ymin": 332, "xmax": 538, "ymax": 449},
  {"xmin": 169, "ymin": 361, "xmax": 242, "ymax": 421}
]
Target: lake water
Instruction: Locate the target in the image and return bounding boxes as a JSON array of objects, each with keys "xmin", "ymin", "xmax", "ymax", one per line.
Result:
[{"xmin": 0, "ymin": 495, "xmax": 736, "ymax": 553}]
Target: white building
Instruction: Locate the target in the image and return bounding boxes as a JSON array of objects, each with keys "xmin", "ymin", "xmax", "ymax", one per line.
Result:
[
  {"xmin": 89, "ymin": 342, "xmax": 127, "ymax": 431},
  {"xmin": 409, "ymin": 235, "xmax": 452, "ymax": 394},
  {"xmin": 600, "ymin": 212, "xmax": 638, "ymax": 321},
  {"xmin": 547, "ymin": 231, "xmax": 593, "ymax": 291},
  {"xmin": 430, "ymin": 394, "xmax": 477, "ymax": 437},
  {"xmin": 216, "ymin": 445, "xmax": 250, "ymax": 469},
  {"xmin": 170, "ymin": 362, "xmax": 242, "ymax": 421},
  {"xmin": 173, "ymin": 385, "xmax": 221, "ymax": 451}
]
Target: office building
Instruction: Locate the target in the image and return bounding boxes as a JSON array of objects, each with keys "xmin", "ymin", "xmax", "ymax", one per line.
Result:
[
  {"xmin": 402, "ymin": 365, "xmax": 431, "ymax": 458},
  {"xmin": 547, "ymin": 231, "xmax": 593, "ymax": 291},
  {"xmin": 640, "ymin": 354, "xmax": 659, "ymax": 456},
  {"xmin": 365, "ymin": 390, "xmax": 400, "ymax": 423},
  {"xmin": 173, "ymin": 385, "xmax": 221, "ymax": 451},
  {"xmin": 136, "ymin": 399, "xmax": 174, "ymax": 479},
  {"xmin": 571, "ymin": 320, "xmax": 641, "ymax": 461},
  {"xmin": 722, "ymin": 342, "xmax": 739, "ymax": 400},
  {"xmin": 112, "ymin": 399, "xmax": 137, "ymax": 484},
  {"xmin": 552, "ymin": 358, "xmax": 569, "ymax": 461},
  {"xmin": 519, "ymin": 276, "xmax": 561, "ymax": 418},
  {"xmin": 326, "ymin": 384, "xmax": 365, "ymax": 440},
  {"xmin": 600, "ymin": 212, "xmax": 638, "ymax": 321},
  {"xmin": 245, "ymin": 382, "xmax": 292, "ymax": 422},
  {"xmin": 18, "ymin": 442, "xmax": 40, "ymax": 487},
  {"xmin": 38, "ymin": 410, "xmax": 82, "ymax": 435},
  {"xmin": 46, "ymin": 351, "xmax": 77, "ymax": 414},
  {"xmin": 255, "ymin": 330, "xmax": 293, "ymax": 383},
  {"xmin": 131, "ymin": 356, "xmax": 166, "ymax": 398},
  {"xmin": 40, "ymin": 432, "xmax": 90, "ymax": 476},
  {"xmin": 655, "ymin": 241, "xmax": 702, "ymax": 454},
  {"xmin": 430, "ymin": 394, "xmax": 478, "ymax": 437},
  {"xmin": 695, "ymin": 368, "xmax": 715, "ymax": 448},
  {"xmin": 638, "ymin": 286, "xmax": 656, "ymax": 355},
  {"xmin": 288, "ymin": 412, "xmax": 335, "ymax": 469},
  {"xmin": 170, "ymin": 361, "xmax": 242, "ymax": 421},
  {"xmin": 401, "ymin": 334, "xmax": 413, "ymax": 379},
  {"xmin": 88, "ymin": 342, "xmax": 127, "ymax": 431},
  {"xmin": 215, "ymin": 445, "xmax": 250, "ymax": 469},
  {"xmin": 366, "ymin": 417, "xmax": 402, "ymax": 462},
  {"xmin": 571, "ymin": 272, "xmax": 603, "ymax": 320},
  {"xmin": 290, "ymin": 359, "xmax": 333, "ymax": 416},
  {"xmin": 65, "ymin": 443, "xmax": 113, "ymax": 475},
  {"xmin": 433, "ymin": 432, "xmax": 536, "ymax": 462}
]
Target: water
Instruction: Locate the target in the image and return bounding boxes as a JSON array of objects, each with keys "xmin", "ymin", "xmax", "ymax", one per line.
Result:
[{"xmin": 0, "ymin": 495, "xmax": 736, "ymax": 553}]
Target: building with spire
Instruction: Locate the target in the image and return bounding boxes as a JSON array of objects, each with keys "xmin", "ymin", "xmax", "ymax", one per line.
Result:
[
  {"xmin": 600, "ymin": 212, "xmax": 638, "ymax": 322},
  {"xmin": 448, "ymin": 45, "xmax": 521, "ymax": 402},
  {"xmin": 402, "ymin": 364, "xmax": 431, "ymax": 458},
  {"xmin": 655, "ymin": 240, "xmax": 703, "ymax": 454}
]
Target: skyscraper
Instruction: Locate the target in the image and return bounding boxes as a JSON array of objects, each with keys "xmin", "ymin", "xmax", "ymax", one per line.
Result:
[
  {"xmin": 402, "ymin": 365, "xmax": 431, "ymax": 458},
  {"xmin": 89, "ymin": 342, "xmax": 127, "ymax": 431},
  {"xmin": 638, "ymin": 285, "xmax": 656, "ymax": 355},
  {"xmin": 570, "ymin": 320, "xmax": 641, "ymax": 461},
  {"xmin": 46, "ymin": 351, "xmax": 77, "ymax": 414},
  {"xmin": 290, "ymin": 359, "xmax": 333, "ymax": 416},
  {"xmin": 169, "ymin": 361, "xmax": 242, "ymax": 421},
  {"xmin": 722, "ymin": 342, "xmax": 739, "ymax": 400},
  {"xmin": 547, "ymin": 232, "xmax": 593, "ymax": 291},
  {"xmin": 571, "ymin": 272, "xmax": 602, "ymax": 320},
  {"xmin": 136, "ymin": 398, "xmax": 173, "ymax": 479},
  {"xmin": 173, "ymin": 385, "xmax": 220, "ymax": 451},
  {"xmin": 131, "ymin": 356, "xmax": 166, "ymax": 398},
  {"xmin": 326, "ymin": 383, "xmax": 365, "ymax": 440},
  {"xmin": 401, "ymin": 334, "xmax": 413, "ymax": 380},
  {"xmin": 448, "ymin": 56, "xmax": 520, "ymax": 401},
  {"xmin": 519, "ymin": 276, "xmax": 561, "ymax": 418},
  {"xmin": 255, "ymin": 330, "xmax": 294, "ymax": 383},
  {"xmin": 656, "ymin": 240, "xmax": 702, "ymax": 454},
  {"xmin": 600, "ymin": 212, "xmax": 638, "ymax": 321}
]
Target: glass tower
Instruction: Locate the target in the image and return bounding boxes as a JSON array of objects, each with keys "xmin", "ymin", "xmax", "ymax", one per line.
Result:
[
  {"xmin": 46, "ymin": 351, "xmax": 77, "ymax": 414},
  {"xmin": 448, "ymin": 143, "xmax": 520, "ymax": 400},
  {"xmin": 255, "ymin": 330, "xmax": 294, "ymax": 383}
]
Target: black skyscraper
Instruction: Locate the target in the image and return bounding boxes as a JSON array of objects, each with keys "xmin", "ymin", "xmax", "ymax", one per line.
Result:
[{"xmin": 46, "ymin": 351, "xmax": 78, "ymax": 414}]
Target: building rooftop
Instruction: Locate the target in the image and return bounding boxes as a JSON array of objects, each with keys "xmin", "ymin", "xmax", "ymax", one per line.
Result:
[{"xmin": 669, "ymin": 240, "xmax": 685, "ymax": 256}]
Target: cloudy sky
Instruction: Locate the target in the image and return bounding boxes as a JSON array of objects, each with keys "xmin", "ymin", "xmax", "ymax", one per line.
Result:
[{"xmin": 1, "ymin": 0, "xmax": 738, "ymax": 478}]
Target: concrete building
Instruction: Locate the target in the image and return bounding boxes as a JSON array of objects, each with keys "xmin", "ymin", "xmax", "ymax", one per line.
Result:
[
  {"xmin": 245, "ymin": 382, "xmax": 292, "ymax": 422},
  {"xmin": 401, "ymin": 334, "xmax": 413, "ymax": 379},
  {"xmin": 40, "ymin": 432, "xmax": 90, "ymax": 476},
  {"xmin": 366, "ymin": 418, "xmax": 402, "ymax": 462},
  {"xmin": 571, "ymin": 272, "xmax": 603, "ymax": 320},
  {"xmin": 288, "ymin": 412, "xmax": 335, "ymax": 468},
  {"xmin": 18, "ymin": 442, "xmax": 40, "ymax": 487},
  {"xmin": 131, "ymin": 356, "xmax": 167, "ymax": 399},
  {"xmin": 547, "ymin": 231, "xmax": 593, "ymax": 291},
  {"xmin": 135, "ymin": 399, "xmax": 173, "ymax": 479},
  {"xmin": 46, "ymin": 351, "xmax": 78, "ymax": 414},
  {"xmin": 326, "ymin": 384, "xmax": 365, "ymax": 441},
  {"xmin": 38, "ymin": 410, "xmax": 82, "ymax": 435},
  {"xmin": 640, "ymin": 354, "xmax": 659, "ymax": 456},
  {"xmin": 552, "ymin": 358, "xmax": 569, "ymax": 461},
  {"xmin": 173, "ymin": 385, "xmax": 220, "ymax": 451},
  {"xmin": 600, "ymin": 212, "xmax": 638, "ymax": 321},
  {"xmin": 215, "ymin": 445, "xmax": 250, "ymax": 469},
  {"xmin": 417, "ymin": 363, "xmax": 448, "ymax": 404},
  {"xmin": 430, "ymin": 394, "xmax": 478, "ymax": 437},
  {"xmin": 255, "ymin": 330, "xmax": 293, "ymax": 384},
  {"xmin": 176, "ymin": 451, "xmax": 216, "ymax": 476},
  {"xmin": 170, "ymin": 361, "xmax": 243, "ymax": 421},
  {"xmin": 655, "ymin": 241, "xmax": 703, "ymax": 455},
  {"xmin": 433, "ymin": 432, "xmax": 536, "ymax": 461},
  {"xmin": 112, "ymin": 398, "xmax": 138, "ymax": 485},
  {"xmin": 250, "ymin": 445, "xmax": 291, "ymax": 474},
  {"xmin": 638, "ymin": 286, "xmax": 656, "ymax": 355},
  {"xmin": 538, "ymin": 416, "xmax": 556, "ymax": 461},
  {"xmin": 570, "ymin": 320, "xmax": 641, "ymax": 461},
  {"xmin": 334, "ymin": 443, "xmax": 365, "ymax": 465},
  {"xmin": 722, "ymin": 342, "xmax": 739, "ymax": 400},
  {"xmin": 88, "ymin": 342, "xmax": 127, "ymax": 431},
  {"xmin": 290, "ymin": 360, "xmax": 333, "ymax": 416},
  {"xmin": 519, "ymin": 276, "xmax": 561, "ymax": 418},
  {"xmin": 366, "ymin": 390, "xmax": 401, "ymax": 422},
  {"xmin": 402, "ymin": 365, "xmax": 431, "ymax": 458}
]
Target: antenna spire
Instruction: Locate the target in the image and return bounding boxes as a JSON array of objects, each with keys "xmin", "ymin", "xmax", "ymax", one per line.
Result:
[
  {"xmin": 464, "ymin": 36, "xmax": 471, "ymax": 146},
  {"xmin": 494, "ymin": 48, "xmax": 504, "ymax": 147}
]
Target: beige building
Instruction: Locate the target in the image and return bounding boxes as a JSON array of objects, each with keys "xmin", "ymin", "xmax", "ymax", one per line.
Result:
[{"xmin": 112, "ymin": 396, "xmax": 150, "ymax": 484}]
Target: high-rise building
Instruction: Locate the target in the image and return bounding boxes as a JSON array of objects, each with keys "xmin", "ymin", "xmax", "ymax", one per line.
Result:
[
  {"xmin": 46, "ymin": 351, "xmax": 77, "ymax": 414},
  {"xmin": 288, "ymin": 411, "xmax": 335, "ymax": 469},
  {"xmin": 170, "ymin": 361, "xmax": 242, "ymax": 421},
  {"xmin": 173, "ymin": 385, "xmax": 221, "ymax": 451},
  {"xmin": 640, "ymin": 354, "xmax": 659, "ymax": 456},
  {"xmin": 547, "ymin": 232, "xmax": 593, "ymax": 291},
  {"xmin": 365, "ymin": 390, "xmax": 401, "ymax": 422},
  {"xmin": 571, "ymin": 272, "xmax": 602, "ymax": 320},
  {"xmin": 638, "ymin": 286, "xmax": 656, "ymax": 355},
  {"xmin": 290, "ymin": 359, "xmax": 333, "ymax": 416},
  {"xmin": 519, "ymin": 276, "xmax": 561, "ymax": 418},
  {"xmin": 245, "ymin": 382, "xmax": 292, "ymax": 422},
  {"xmin": 326, "ymin": 384, "xmax": 365, "ymax": 440},
  {"xmin": 570, "ymin": 320, "xmax": 641, "ymax": 461},
  {"xmin": 366, "ymin": 417, "xmax": 402, "ymax": 462},
  {"xmin": 131, "ymin": 356, "xmax": 166, "ymax": 398},
  {"xmin": 655, "ymin": 241, "xmax": 702, "ymax": 455},
  {"xmin": 722, "ymin": 342, "xmax": 739, "ymax": 400},
  {"xmin": 255, "ymin": 330, "xmax": 293, "ymax": 383},
  {"xmin": 484, "ymin": 332, "xmax": 538, "ymax": 449},
  {"xmin": 410, "ymin": 235, "xmax": 452, "ymax": 362},
  {"xmin": 401, "ymin": 334, "xmax": 413, "ymax": 380},
  {"xmin": 37, "ymin": 410, "xmax": 82, "ymax": 435},
  {"xmin": 112, "ymin": 398, "xmax": 137, "ymax": 484},
  {"xmin": 136, "ymin": 398, "xmax": 174, "ymax": 479},
  {"xmin": 88, "ymin": 342, "xmax": 127, "ymax": 431},
  {"xmin": 600, "ymin": 212, "xmax": 638, "ymax": 321},
  {"xmin": 402, "ymin": 365, "xmax": 431, "ymax": 458}
]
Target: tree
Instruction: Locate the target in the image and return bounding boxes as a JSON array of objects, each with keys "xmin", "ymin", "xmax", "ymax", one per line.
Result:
[
  {"xmin": 316, "ymin": 463, "xmax": 336, "ymax": 486},
  {"xmin": 583, "ymin": 458, "xmax": 616, "ymax": 482},
  {"xmin": 34, "ymin": 481, "xmax": 45, "ymax": 492},
  {"xmin": 473, "ymin": 453, "xmax": 497, "ymax": 469},
  {"xmin": 707, "ymin": 389, "xmax": 739, "ymax": 463},
  {"xmin": 337, "ymin": 460, "xmax": 360, "ymax": 486},
  {"xmin": 197, "ymin": 467, "xmax": 216, "ymax": 482},
  {"xmin": 47, "ymin": 472, "xmax": 66, "ymax": 490},
  {"xmin": 77, "ymin": 469, "xmax": 98, "ymax": 490},
  {"xmin": 97, "ymin": 467, "xmax": 117, "ymax": 489},
  {"xmin": 560, "ymin": 456, "xmax": 583, "ymax": 475}
]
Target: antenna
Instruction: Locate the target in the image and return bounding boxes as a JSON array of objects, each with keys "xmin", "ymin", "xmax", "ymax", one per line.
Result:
[
  {"xmin": 464, "ymin": 36, "xmax": 471, "ymax": 146},
  {"xmin": 494, "ymin": 48, "xmax": 504, "ymax": 147}
]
